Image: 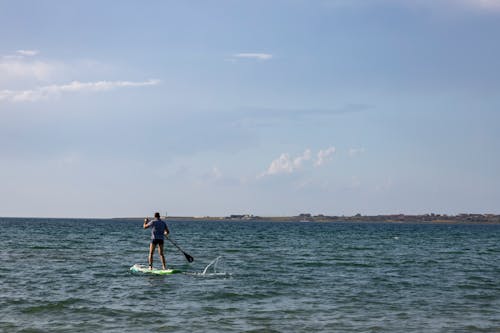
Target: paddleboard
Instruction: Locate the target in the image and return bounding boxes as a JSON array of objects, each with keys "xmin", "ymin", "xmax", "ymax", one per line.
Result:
[{"xmin": 130, "ymin": 264, "xmax": 182, "ymax": 275}]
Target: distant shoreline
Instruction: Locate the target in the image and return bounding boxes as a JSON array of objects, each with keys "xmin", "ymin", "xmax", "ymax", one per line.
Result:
[{"xmin": 113, "ymin": 213, "xmax": 500, "ymax": 224}]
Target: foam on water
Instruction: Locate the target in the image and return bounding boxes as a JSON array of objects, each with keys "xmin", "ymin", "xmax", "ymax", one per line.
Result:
[{"xmin": 185, "ymin": 256, "xmax": 232, "ymax": 277}]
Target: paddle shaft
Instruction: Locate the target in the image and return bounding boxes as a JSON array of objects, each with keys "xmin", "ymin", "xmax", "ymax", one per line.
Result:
[{"xmin": 167, "ymin": 237, "xmax": 194, "ymax": 262}]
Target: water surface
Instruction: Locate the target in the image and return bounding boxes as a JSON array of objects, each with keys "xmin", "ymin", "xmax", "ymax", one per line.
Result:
[{"xmin": 1, "ymin": 218, "xmax": 499, "ymax": 332}]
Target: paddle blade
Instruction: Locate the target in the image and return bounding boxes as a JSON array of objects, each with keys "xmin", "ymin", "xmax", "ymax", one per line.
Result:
[
  {"xmin": 167, "ymin": 237, "xmax": 194, "ymax": 263},
  {"xmin": 184, "ymin": 252, "xmax": 194, "ymax": 263}
]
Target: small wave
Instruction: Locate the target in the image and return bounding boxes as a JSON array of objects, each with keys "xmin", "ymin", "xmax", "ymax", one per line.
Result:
[
  {"xmin": 334, "ymin": 262, "xmax": 375, "ymax": 268},
  {"xmin": 30, "ymin": 245, "xmax": 57, "ymax": 250},
  {"xmin": 184, "ymin": 271, "xmax": 232, "ymax": 278},
  {"xmin": 464, "ymin": 293, "xmax": 497, "ymax": 301},
  {"xmin": 295, "ymin": 261, "xmax": 332, "ymax": 268},
  {"xmin": 462, "ymin": 325, "xmax": 497, "ymax": 332},
  {"xmin": 21, "ymin": 298, "xmax": 83, "ymax": 314}
]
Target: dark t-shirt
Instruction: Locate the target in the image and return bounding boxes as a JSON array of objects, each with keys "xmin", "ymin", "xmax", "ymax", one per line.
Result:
[{"xmin": 146, "ymin": 219, "xmax": 167, "ymax": 240}]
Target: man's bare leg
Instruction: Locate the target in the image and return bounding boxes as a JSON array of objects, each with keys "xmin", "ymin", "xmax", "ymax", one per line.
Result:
[
  {"xmin": 148, "ymin": 243, "xmax": 156, "ymax": 269},
  {"xmin": 158, "ymin": 242, "xmax": 167, "ymax": 270}
]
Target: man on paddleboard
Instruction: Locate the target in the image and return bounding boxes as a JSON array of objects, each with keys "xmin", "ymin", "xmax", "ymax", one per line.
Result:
[{"xmin": 143, "ymin": 212, "xmax": 170, "ymax": 270}]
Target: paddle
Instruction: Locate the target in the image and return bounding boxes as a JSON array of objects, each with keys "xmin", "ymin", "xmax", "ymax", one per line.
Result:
[{"xmin": 167, "ymin": 237, "xmax": 194, "ymax": 263}]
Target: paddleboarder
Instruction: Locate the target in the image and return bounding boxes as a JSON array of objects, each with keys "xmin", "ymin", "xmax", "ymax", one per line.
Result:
[{"xmin": 143, "ymin": 212, "xmax": 170, "ymax": 270}]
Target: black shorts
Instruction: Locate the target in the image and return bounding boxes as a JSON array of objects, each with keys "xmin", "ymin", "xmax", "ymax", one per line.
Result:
[{"xmin": 151, "ymin": 239, "xmax": 164, "ymax": 245}]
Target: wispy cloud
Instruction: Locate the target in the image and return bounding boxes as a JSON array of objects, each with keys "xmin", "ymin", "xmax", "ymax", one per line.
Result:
[
  {"xmin": 210, "ymin": 166, "xmax": 222, "ymax": 180},
  {"xmin": 348, "ymin": 147, "xmax": 365, "ymax": 157},
  {"xmin": 464, "ymin": 0, "xmax": 500, "ymax": 11},
  {"xmin": 323, "ymin": 0, "xmax": 500, "ymax": 12},
  {"xmin": 260, "ymin": 147, "xmax": 336, "ymax": 177},
  {"xmin": 0, "ymin": 57, "xmax": 58, "ymax": 81},
  {"xmin": 233, "ymin": 53, "xmax": 273, "ymax": 61},
  {"xmin": 351, "ymin": 176, "xmax": 362, "ymax": 189},
  {"xmin": 0, "ymin": 79, "xmax": 161, "ymax": 103},
  {"xmin": 17, "ymin": 50, "xmax": 40, "ymax": 57},
  {"xmin": 433, "ymin": 0, "xmax": 500, "ymax": 11},
  {"xmin": 419, "ymin": 0, "xmax": 500, "ymax": 11},
  {"xmin": 231, "ymin": 104, "xmax": 373, "ymax": 126}
]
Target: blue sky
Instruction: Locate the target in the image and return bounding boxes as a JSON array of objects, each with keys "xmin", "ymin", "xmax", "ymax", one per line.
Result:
[{"xmin": 1, "ymin": 0, "xmax": 499, "ymax": 218}]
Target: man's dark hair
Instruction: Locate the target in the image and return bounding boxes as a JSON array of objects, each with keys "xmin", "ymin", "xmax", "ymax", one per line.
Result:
[{"xmin": 154, "ymin": 212, "xmax": 160, "ymax": 218}]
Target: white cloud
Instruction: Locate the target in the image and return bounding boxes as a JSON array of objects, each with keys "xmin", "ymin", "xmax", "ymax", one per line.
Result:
[
  {"xmin": 233, "ymin": 53, "xmax": 273, "ymax": 61},
  {"xmin": 260, "ymin": 149, "xmax": 311, "ymax": 177},
  {"xmin": 211, "ymin": 166, "xmax": 222, "ymax": 180},
  {"xmin": 315, "ymin": 147, "xmax": 336, "ymax": 167},
  {"xmin": 260, "ymin": 147, "xmax": 338, "ymax": 177},
  {"xmin": 348, "ymin": 147, "xmax": 365, "ymax": 157},
  {"xmin": 0, "ymin": 58, "xmax": 58, "ymax": 82},
  {"xmin": 264, "ymin": 153, "xmax": 295, "ymax": 176},
  {"xmin": 0, "ymin": 79, "xmax": 161, "ymax": 103},
  {"xmin": 293, "ymin": 149, "xmax": 312, "ymax": 168},
  {"xmin": 17, "ymin": 50, "xmax": 40, "ymax": 57},
  {"xmin": 0, "ymin": 51, "xmax": 120, "ymax": 85}
]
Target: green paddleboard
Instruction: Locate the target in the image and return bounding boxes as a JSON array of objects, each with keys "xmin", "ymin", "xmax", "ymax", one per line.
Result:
[{"xmin": 130, "ymin": 264, "xmax": 182, "ymax": 275}]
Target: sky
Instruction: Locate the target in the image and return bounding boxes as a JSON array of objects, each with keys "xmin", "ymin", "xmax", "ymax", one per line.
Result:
[{"xmin": 1, "ymin": 0, "xmax": 500, "ymax": 218}]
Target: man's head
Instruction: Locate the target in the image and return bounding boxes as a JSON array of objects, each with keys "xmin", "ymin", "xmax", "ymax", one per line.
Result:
[{"xmin": 154, "ymin": 212, "xmax": 161, "ymax": 219}]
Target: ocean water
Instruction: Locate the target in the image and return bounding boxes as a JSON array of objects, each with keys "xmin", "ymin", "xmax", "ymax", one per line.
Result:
[{"xmin": 1, "ymin": 218, "xmax": 499, "ymax": 333}]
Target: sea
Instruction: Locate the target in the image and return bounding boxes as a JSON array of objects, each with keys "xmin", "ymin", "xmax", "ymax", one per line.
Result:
[{"xmin": 1, "ymin": 218, "xmax": 499, "ymax": 333}]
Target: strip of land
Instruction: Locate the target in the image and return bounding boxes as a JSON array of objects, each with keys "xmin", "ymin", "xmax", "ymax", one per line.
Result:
[{"xmin": 114, "ymin": 213, "xmax": 500, "ymax": 224}]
